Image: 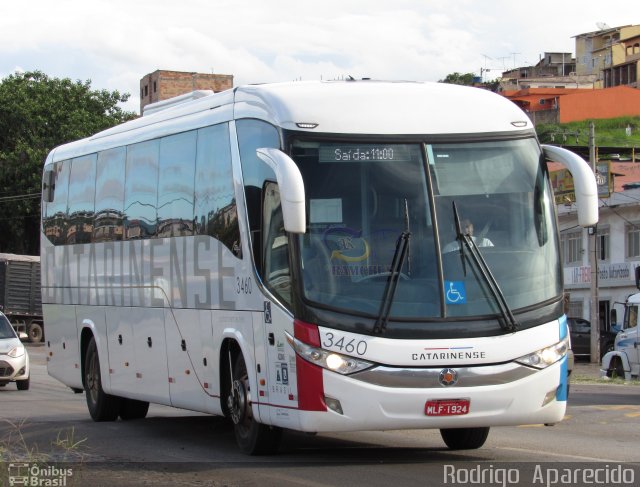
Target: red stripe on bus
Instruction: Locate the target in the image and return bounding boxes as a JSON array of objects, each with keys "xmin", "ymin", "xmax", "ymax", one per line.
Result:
[{"xmin": 294, "ymin": 320, "xmax": 326, "ymax": 412}]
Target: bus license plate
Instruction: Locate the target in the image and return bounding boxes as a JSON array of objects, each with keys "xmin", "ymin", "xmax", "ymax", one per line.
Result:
[{"xmin": 425, "ymin": 399, "xmax": 470, "ymax": 416}]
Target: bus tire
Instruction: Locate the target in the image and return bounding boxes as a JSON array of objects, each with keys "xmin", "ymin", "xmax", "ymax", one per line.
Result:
[
  {"xmin": 119, "ymin": 398, "xmax": 150, "ymax": 420},
  {"xmin": 27, "ymin": 322, "xmax": 44, "ymax": 343},
  {"xmin": 228, "ymin": 352, "xmax": 282, "ymax": 455},
  {"xmin": 84, "ymin": 337, "xmax": 121, "ymax": 421},
  {"xmin": 440, "ymin": 427, "xmax": 490, "ymax": 450}
]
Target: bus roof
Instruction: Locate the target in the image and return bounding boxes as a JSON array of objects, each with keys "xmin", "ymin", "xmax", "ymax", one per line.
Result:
[
  {"xmin": 234, "ymin": 80, "xmax": 533, "ymax": 135},
  {"xmin": 46, "ymin": 80, "xmax": 534, "ymax": 164}
]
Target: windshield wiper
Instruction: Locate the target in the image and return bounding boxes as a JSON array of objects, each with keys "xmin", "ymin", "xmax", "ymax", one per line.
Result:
[
  {"xmin": 452, "ymin": 202, "xmax": 518, "ymax": 333},
  {"xmin": 373, "ymin": 199, "xmax": 411, "ymax": 334},
  {"xmin": 373, "ymin": 231, "xmax": 411, "ymax": 334}
]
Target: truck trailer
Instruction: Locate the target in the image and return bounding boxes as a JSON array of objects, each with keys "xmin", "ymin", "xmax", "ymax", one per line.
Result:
[{"xmin": 0, "ymin": 253, "xmax": 43, "ymax": 342}]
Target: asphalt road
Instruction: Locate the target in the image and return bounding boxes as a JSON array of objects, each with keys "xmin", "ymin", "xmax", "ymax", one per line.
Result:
[{"xmin": 1, "ymin": 345, "xmax": 639, "ymax": 487}]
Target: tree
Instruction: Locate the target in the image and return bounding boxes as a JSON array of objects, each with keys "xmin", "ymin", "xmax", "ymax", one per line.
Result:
[
  {"xmin": 438, "ymin": 72, "xmax": 477, "ymax": 86},
  {"xmin": 0, "ymin": 71, "xmax": 137, "ymax": 255}
]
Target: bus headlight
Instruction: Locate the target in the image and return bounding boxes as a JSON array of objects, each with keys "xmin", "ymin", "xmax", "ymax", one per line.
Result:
[
  {"xmin": 285, "ymin": 332, "xmax": 374, "ymax": 375},
  {"xmin": 516, "ymin": 337, "xmax": 569, "ymax": 369}
]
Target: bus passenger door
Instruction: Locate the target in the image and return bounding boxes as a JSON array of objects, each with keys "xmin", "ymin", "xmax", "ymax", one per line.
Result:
[{"xmin": 261, "ymin": 302, "xmax": 299, "ymax": 429}]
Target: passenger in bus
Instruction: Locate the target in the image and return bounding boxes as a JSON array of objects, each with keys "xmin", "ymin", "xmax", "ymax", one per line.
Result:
[{"xmin": 442, "ymin": 219, "xmax": 494, "ymax": 253}]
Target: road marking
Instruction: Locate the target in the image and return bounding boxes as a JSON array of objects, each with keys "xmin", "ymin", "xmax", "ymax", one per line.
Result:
[
  {"xmin": 589, "ymin": 405, "xmax": 640, "ymax": 412},
  {"xmin": 260, "ymin": 472, "xmax": 336, "ymax": 487},
  {"xmin": 497, "ymin": 447, "xmax": 621, "ymax": 462}
]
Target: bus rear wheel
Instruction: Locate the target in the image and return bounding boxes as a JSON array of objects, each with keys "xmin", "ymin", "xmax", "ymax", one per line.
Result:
[
  {"xmin": 119, "ymin": 398, "xmax": 149, "ymax": 420},
  {"xmin": 84, "ymin": 337, "xmax": 121, "ymax": 421},
  {"xmin": 227, "ymin": 352, "xmax": 282, "ymax": 455},
  {"xmin": 440, "ymin": 427, "xmax": 490, "ymax": 450}
]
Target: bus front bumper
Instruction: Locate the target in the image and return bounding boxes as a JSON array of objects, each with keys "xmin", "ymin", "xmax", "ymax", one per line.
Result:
[{"xmin": 294, "ymin": 358, "xmax": 567, "ymax": 433}]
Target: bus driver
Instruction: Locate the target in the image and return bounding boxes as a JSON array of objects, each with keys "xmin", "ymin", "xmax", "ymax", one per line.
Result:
[{"xmin": 442, "ymin": 219, "xmax": 494, "ymax": 253}]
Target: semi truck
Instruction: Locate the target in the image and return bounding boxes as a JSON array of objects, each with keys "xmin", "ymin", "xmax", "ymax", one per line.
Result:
[
  {"xmin": 0, "ymin": 253, "xmax": 44, "ymax": 342},
  {"xmin": 601, "ymin": 268, "xmax": 640, "ymax": 381}
]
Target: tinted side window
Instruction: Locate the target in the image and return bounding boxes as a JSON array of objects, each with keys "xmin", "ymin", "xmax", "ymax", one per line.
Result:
[
  {"xmin": 158, "ymin": 131, "xmax": 196, "ymax": 238},
  {"xmin": 262, "ymin": 182, "xmax": 291, "ymax": 306},
  {"xmin": 194, "ymin": 124, "xmax": 241, "ymax": 256},
  {"xmin": 236, "ymin": 119, "xmax": 280, "ymax": 264},
  {"xmin": 43, "ymin": 160, "xmax": 71, "ymax": 245},
  {"xmin": 67, "ymin": 154, "xmax": 96, "ymax": 244},
  {"xmin": 125, "ymin": 140, "xmax": 159, "ymax": 239},
  {"xmin": 94, "ymin": 147, "xmax": 126, "ymax": 242}
]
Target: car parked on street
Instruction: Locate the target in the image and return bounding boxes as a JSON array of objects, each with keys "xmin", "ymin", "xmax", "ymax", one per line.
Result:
[
  {"xmin": 567, "ymin": 317, "xmax": 616, "ymax": 361},
  {"xmin": 0, "ymin": 310, "xmax": 30, "ymax": 390}
]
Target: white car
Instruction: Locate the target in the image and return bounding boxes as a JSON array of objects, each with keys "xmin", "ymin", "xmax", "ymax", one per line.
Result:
[{"xmin": 0, "ymin": 311, "xmax": 30, "ymax": 390}]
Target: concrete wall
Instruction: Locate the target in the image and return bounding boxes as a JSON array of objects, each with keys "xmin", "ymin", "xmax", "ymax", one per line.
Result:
[{"xmin": 559, "ymin": 85, "xmax": 640, "ymax": 123}]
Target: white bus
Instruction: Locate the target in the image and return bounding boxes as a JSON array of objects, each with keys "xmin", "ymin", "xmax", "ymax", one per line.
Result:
[{"xmin": 41, "ymin": 81, "xmax": 598, "ymax": 454}]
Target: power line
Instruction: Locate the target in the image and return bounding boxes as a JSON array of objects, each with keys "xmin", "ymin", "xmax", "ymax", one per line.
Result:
[
  {"xmin": 0, "ymin": 214, "xmax": 40, "ymax": 222},
  {"xmin": 600, "ymin": 199, "xmax": 640, "ymax": 229},
  {"xmin": 0, "ymin": 192, "xmax": 40, "ymax": 203}
]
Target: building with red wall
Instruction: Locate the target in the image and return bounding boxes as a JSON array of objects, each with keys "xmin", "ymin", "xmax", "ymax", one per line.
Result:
[{"xmin": 501, "ymin": 85, "xmax": 640, "ymax": 124}]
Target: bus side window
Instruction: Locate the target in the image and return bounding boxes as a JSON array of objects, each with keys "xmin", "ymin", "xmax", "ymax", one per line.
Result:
[
  {"xmin": 194, "ymin": 124, "xmax": 242, "ymax": 257},
  {"xmin": 124, "ymin": 140, "xmax": 160, "ymax": 239},
  {"xmin": 67, "ymin": 154, "xmax": 97, "ymax": 245},
  {"xmin": 43, "ymin": 159, "xmax": 71, "ymax": 246},
  {"xmin": 158, "ymin": 131, "xmax": 196, "ymax": 238},
  {"xmin": 94, "ymin": 147, "xmax": 126, "ymax": 242},
  {"xmin": 262, "ymin": 181, "xmax": 291, "ymax": 307},
  {"xmin": 236, "ymin": 119, "xmax": 281, "ymax": 270}
]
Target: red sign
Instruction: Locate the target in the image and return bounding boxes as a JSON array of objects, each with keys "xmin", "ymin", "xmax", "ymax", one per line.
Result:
[{"xmin": 425, "ymin": 399, "xmax": 470, "ymax": 416}]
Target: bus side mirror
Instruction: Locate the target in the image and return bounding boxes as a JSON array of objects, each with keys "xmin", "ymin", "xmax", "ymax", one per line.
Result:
[
  {"xmin": 42, "ymin": 168, "xmax": 55, "ymax": 203},
  {"xmin": 542, "ymin": 145, "xmax": 598, "ymax": 227},
  {"xmin": 256, "ymin": 148, "xmax": 306, "ymax": 234}
]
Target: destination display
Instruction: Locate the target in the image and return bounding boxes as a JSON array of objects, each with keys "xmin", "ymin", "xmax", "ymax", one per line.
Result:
[{"xmin": 318, "ymin": 144, "xmax": 415, "ymax": 163}]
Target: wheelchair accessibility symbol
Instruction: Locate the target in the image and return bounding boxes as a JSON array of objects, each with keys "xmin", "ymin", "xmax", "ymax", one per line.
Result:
[{"xmin": 445, "ymin": 281, "xmax": 467, "ymax": 304}]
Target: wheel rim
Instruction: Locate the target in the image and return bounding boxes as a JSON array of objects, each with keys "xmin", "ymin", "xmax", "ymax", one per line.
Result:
[
  {"xmin": 29, "ymin": 326, "xmax": 42, "ymax": 341},
  {"xmin": 227, "ymin": 358, "xmax": 253, "ymax": 438},
  {"xmin": 229, "ymin": 379, "xmax": 247, "ymax": 425},
  {"xmin": 86, "ymin": 351, "xmax": 99, "ymax": 404}
]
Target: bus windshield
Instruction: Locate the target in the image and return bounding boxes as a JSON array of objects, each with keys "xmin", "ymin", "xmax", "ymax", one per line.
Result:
[{"xmin": 292, "ymin": 137, "xmax": 561, "ymax": 321}]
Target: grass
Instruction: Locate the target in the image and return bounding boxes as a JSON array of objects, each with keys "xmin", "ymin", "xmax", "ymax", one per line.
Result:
[
  {"xmin": 0, "ymin": 419, "xmax": 47, "ymax": 463},
  {"xmin": 537, "ymin": 116, "xmax": 640, "ymax": 150},
  {"xmin": 52, "ymin": 427, "xmax": 87, "ymax": 456},
  {"xmin": 570, "ymin": 371, "xmax": 640, "ymax": 385},
  {"xmin": 0, "ymin": 419, "xmax": 89, "ymax": 463}
]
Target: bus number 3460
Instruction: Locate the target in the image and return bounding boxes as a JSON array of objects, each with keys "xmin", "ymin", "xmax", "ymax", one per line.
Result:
[
  {"xmin": 236, "ymin": 277, "xmax": 252, "ymax": 295},
  {"xmin": 322, "ymin": 332, "xmax": 368, "ymax": 356}
]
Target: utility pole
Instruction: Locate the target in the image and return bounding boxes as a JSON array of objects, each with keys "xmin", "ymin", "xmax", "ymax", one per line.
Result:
[{"xmin": 588, "ymin": 121, "xmax": 600, "ymax": 364}]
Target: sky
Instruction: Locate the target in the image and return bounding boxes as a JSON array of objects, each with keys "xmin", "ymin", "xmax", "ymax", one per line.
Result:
[{"xmin": 1, "ymin": 0, "xmax": 637, "ymax": 113}]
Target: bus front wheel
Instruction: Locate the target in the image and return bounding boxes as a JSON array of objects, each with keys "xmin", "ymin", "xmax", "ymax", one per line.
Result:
[
  {"xmin": 227, "ymin": 352, "xmax": 282, "ymax": 455},
  {"xmin": 84, "ymin": 337, "xmax": 121, "ymax": 421},
  {"xmin": 440, "ymin": 427, "xmax": 490, "ymax": 450}
]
